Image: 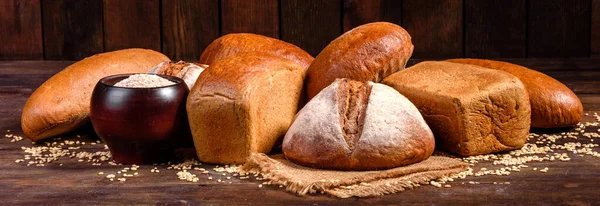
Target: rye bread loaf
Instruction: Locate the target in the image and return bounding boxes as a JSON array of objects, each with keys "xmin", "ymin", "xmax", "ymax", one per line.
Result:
[
  {"xmin": 305, "ymin": 22, "xmax": 414, "ymax": 100},
  {"xmin": 149, "ymin": 60, "xmax": 207, "ymax": 89},
  {"xmin": 283, "ymin": 79, "xmax": 435, "ymax": 170},
  {"xmin": 21, "ymin": 49, "xmax": 170, "ymax": 141},
  {"xmin": 199, "ymin": 33, "xmax": 314, "ymax": 69},
  {"xmin": 187, "ymin": 52, "xmax": 306, "ymax": 164},
  {"xmin": 382, "ymin": 61, "xmax": 531, "ymax": 156},
  {"xmin": 445, "ymin": 58, "xmax": 583, "ymax": 128}
]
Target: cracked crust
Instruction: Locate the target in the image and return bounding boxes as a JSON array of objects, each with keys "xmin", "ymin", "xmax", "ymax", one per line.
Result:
[
  {"xmin": 21, "ymin": 49, "xmax": 170, "ymax": 141},
  {"xmin": 305, "ymin": 22, "xmax": 414, "ymax": 100},
  {"xmin": 149, "ymin": 60, "xmax": 207, "ymax": 89},
  {"xmin": 445, "ymin": 58, "xmax": 583, "ymax": 128},
  {"xmin": 383, "ymin": 61, "xmax": 531, "ymax": 156},
  {"xmin": 199, "ymin": 33, "xmax": 314, "ymax": 69},
  {"xmin": 283, "ymin": 79, "xmax": 435, "ymax": 170},
  {"xmin": 187, "ymin": 52, "xmax": 306, "ymax": 164},
  {"xmin": 336, "ymin": 79, "xmax": 371, "ymax": 150}
]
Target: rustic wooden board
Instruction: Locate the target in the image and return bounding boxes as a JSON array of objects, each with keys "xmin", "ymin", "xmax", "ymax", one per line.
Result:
[
  {"xmin": 42, "ymin": 0, "xmax": 103, "ymax": 60},
  {"xmin": 465, "ymin": 0, "xmax": 526, "ymax": 58},
  {"xmin": 0, "ymin": 0, "xmax": 43, "ymax": 60},
  {"xmin": 592, "ymin": 0, "xmax": 600, "ymax": 57},
  {"xmin": 280, "ymin": 0, "xmax": 341, "ymax": 56},
  {"xmin": 1, "ymin": 59, "xmax": 600, "ymax": 205},
  {"xmin": 221, "ymin": 0, "xmax": 279, "ymax": 38},
  {"xmin": 402, "ymin": 0, "xmax": 463, "ymax": 58},
  {"xmin": 342, "ymin": 0, "xmax": 403, "ymax": 32},
  {"xmin": 528, "ymin": 0, "xmax": 591, "ymax": 57},
  {"xmin": 103, "ymin": 0, "xmax": 161, "ymax": 52},
  {"xmin": 161, "ymin": 0, "xmax": 220, "ymax": 61}
]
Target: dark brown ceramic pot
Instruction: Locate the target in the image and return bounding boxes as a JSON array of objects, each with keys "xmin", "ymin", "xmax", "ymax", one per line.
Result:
[{"xmin": 90, "ymin": 73, "xmax": 192, "ymax": 164}]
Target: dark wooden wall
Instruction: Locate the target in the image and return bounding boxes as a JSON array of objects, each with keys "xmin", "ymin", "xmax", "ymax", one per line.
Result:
[{"xmin": 1, "ymin": 0, "xmax": 599, "ymax": 61}]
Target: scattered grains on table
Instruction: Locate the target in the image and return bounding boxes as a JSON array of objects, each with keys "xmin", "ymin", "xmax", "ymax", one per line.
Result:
[
  {"xmin": 177, "ymin": 170, "xmax": 199, "ymax": 182},
  {"xmin": 4, "ymin": 112, "xmax": 600, "ymax": 190}
]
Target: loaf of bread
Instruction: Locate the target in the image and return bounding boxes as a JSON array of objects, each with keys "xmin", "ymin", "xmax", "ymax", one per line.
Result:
[
  {"xmin": 149, "ymin": 61, "xmax": 207, "ymax": 89},
  {"xmin": 199, "ymin": 33, "xmax": 314, "ymax": 69},
  {"xmin": 383, "ymin": 61, "xmax": 531, "ymax": 156},
  {"xmin": 445, "ymin": 58, "xmax": 583, "ymax": 128},
  {"xmin": 283, "ymin": 78, "xmax": 435, "ymax": 170},
  {"xmin": 21, "ymin": 49, "xmax": 170, "ymax": 141},
  {"xmin": 305, "ymin": 22, "xmax": 414, "ymax": 100},
  {"xmin": 187, "ymin": 52, "xmax": 306, "ymax": 164}
]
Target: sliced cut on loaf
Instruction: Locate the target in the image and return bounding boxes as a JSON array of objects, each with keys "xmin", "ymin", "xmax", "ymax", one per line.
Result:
[{"xmin": 283, "ymin": 79, "xmax": 435, "ymax": 170}]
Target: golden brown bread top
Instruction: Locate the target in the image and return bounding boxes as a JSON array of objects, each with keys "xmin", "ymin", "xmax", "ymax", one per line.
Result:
[
  {"xmin": 382, "ymin": 61, "xmax": 531, "ymax": 156},
  {"xmin": 21, "ymin": 48, "xmax": 169, "ymax": 140},
  {"xmin": 191, "ymin": 52, "xmax": 306, "ymax": 102},
  {"xmin": 199, "ymin": 33, "xmax": 314, "ymax": 69},
  {"xmin": 386, "ymin": 61, "xmax": 522, "ymax": 99},
  {"xmin": 446, "ymin": 58, "xmax": 583, "ymax": 128},
  {"xmin": 305, "ymin": 22, "xmax": 414, "ymax": 100}
]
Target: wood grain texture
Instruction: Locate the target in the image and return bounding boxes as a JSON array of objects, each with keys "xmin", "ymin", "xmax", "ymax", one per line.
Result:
[
  {"xmin": 162, "ymin": 0, "xmax": 220, "ymax": 61},
  {"xmin": 221, "ymin": 0, "xmax": 279, "ymax": 38},
  {"xmin": 342, "ymin": 0, "xmax": 402, "ymax": 32},
  {"xmin": 2, "ymin": 59, "xmax": 600, "ymax": 204},
  {"xmin": 280, "ymin": 0, "xmax": 341, "ymax": 56},
  {"xmin": 465, "ymin": 0, "xmax": 526, "ymax": 58},
  {"xmin": 592, "ymin": 0, "xmax": 600, "ymax": 57},
  {"xmin": 0, "ymin": 0, "xmax": 43, "ymax": 60},
  {"xmin": 42, "ymin": 0, "xmax": 103, "ymax": 60},
  {"xmin": 402, "ymin": 0, "xmax": 463, "ymax": 58},
  {"xmin": 103, "ymin": 0, "xmax": 161, "ymax": 52},
  {"xmin": 528, "ymin": 0, "xmax": 591, "ymax": 57}
]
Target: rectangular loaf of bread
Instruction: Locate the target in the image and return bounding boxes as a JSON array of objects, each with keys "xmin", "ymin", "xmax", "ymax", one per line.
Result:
[
  {"xmin": 186, "ymin": 52, "xmax": 306, "ymax": 164},
  {"xmin": 382, "ymin": 61, "xmax": 531, "ymax": 156}
]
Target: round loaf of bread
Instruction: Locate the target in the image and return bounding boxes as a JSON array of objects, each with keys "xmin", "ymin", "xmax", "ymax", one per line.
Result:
[
  {"xmin": 21, "ymin": 48, "xmax": 169, "ymax": 141},
  {"xmin": 199, "ymin": 33, "xmax": 314, "ymax": 69},
  {"xmin": 305, "ymin": 22, "xmax": 414, "ymax": 100},
  {"xmin": 282, "ymin": 78, "xmax": 434, "ymax": 170},
  {"xmin": 446, "ymin": 58, "xmax": 583, "ymax": 128}
]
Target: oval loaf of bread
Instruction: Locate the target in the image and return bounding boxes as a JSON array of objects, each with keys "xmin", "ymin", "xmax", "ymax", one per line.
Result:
[
  {"xmin": 283, "ymin": 78, "xmax": 435, "ymax": 170},
  {"xmin": 445, "ymin": 58, "xmax": 583, "ymax": 128},
  {"xmin": 21, "ymin": 48, "xmax": 170, "ymax": 141},
  {"xmin": 200, "ymin": 33, "xmax": 314, "ymax": 69},
  {"xmin": 305, "ymin": 22, "xmax": 414, "ymax": 100}
]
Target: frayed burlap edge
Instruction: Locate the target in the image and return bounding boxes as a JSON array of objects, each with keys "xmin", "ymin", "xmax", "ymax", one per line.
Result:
[{"xmin": 242, "ymin": 153, "xmax": 468, "ymax": 198}]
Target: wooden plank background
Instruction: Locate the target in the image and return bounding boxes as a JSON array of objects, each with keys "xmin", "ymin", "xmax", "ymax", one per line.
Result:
[{"xmin": 0, "ymin": 0, "xmax": 599, "ymax": 61}]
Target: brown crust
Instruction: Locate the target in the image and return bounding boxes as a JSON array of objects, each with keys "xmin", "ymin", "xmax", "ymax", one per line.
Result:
[
  {"xmin": 21, "ymin": 48, "xmax": 170, "ymax": 141},
  {"xmin": 336, "ymin": 79, "xmax": 371, "ymax": 150},
  {"xmin": 188, "ymin": 52, "xmax": 306, "ymax": 164},
  {"xmin": 445, "ymin": 58, "xmax": 583, "ymax": 128},
  {"xmin": 159, "ymin": 61, "xmax": 189, "ymax": 77},
  {"xmin": 199, "ymin": 33, "xmax": 314, "ymax": 69},
  {"xmin": 283, "ymin": 79, "xmax": 435, "ymax": 170},
  {"xmin": 383, "ymin": 61, "xmax": 531, "ymax": 156},
  {"xmin": 305, "ymin": 22, "xmax": 414, "ymax": 100}
]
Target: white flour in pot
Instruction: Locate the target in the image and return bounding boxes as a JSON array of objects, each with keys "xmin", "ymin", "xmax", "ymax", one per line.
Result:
[{"xmin": 114, "ymin": 74, "xmax": 176, "ymax": 88}]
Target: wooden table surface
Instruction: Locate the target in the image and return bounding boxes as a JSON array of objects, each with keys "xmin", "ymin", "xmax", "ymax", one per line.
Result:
[{"xmin": 1, "ymin": 59, "xmax": 600, "ymax": 205}]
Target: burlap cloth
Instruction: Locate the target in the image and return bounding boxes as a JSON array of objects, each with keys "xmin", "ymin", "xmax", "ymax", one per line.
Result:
[{"xmin": 243, "ymin": 153, "xmax": 469, "ymax": 198}]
